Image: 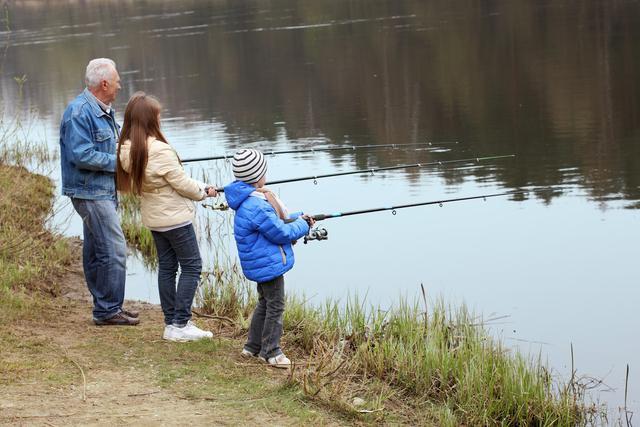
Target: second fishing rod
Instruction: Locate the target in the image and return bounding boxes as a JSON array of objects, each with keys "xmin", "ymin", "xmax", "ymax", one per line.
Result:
[
  {"xmin": 182, "ymin": 141, "xmax": 459, "ymax": 163},
  {"xmin": 204, "ymin": 154, "xmax": 515, "ymax": 197}
]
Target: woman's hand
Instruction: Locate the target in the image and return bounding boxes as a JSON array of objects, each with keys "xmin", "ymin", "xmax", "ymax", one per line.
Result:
[{"xmin": 204, "ymin": 186, "xmax": 218, "ymax": 197}]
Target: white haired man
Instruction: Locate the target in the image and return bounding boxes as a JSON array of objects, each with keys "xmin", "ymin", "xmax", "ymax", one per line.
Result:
[{"xmin": 59, "ymin": 58, "xmax": 138, "ymax": 325}]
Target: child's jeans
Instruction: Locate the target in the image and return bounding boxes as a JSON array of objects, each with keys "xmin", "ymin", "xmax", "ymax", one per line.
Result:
[{"xmin": 244, "ymin": 275, "xmax": 285, "ymax": 359}]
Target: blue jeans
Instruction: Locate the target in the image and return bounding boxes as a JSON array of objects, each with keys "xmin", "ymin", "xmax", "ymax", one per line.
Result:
[
  {"xmin": 151, "ymin": 224, "xmax": 202, "ymax": 327},
  {"xmin": 244, "ymin": 275, "xmax": 285, "ymax": 359},
  {"xmin": 71, "ymin": 198, "xmax": 127, "ymax": 320}
]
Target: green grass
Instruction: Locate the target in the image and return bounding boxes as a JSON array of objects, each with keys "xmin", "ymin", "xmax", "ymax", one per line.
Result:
[
  {"xmin": 61, "ymin": 311, "xmax": 345, "ymax": 424},
  {"xmin": 0, "ymin": 329, "xmax": 78, "ymax": 387},
  {"xmin": 0, "ymin": 298, "xmax": 347, "ymax": 424},
  {"xmin": 197, "ymin": 259, "xmax": 256, "ymax": 323},
  {"xmin": 0, "ymin": 165, "xmax": 74, "ymax": 320},
  {"xmin": 197, "ymin": 276, "xmax": 606, "ymax": 425}
]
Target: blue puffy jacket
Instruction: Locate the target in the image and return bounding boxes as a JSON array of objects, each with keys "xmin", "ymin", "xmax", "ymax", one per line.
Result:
[{"xmin": 224, "ymin": 181, "xmax": 310, "ymax": 283}]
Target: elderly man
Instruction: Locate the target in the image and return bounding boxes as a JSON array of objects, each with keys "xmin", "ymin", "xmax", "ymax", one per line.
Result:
[{"xmin": 59, "ymin": 58, "xmax": 138, "ymax": 326}]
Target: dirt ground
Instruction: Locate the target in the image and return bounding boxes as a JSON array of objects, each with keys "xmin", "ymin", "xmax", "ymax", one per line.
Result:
[{"xmin": 0, "ymin": 241, "xmax": 346, "ymax": 426}]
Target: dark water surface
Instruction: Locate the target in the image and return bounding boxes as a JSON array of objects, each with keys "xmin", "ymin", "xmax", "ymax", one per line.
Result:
[{"xmin": 2, "ymin": 0, "xmax": 639, "ymax": 414}]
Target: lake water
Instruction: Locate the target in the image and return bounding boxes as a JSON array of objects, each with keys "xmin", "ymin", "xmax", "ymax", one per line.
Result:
[{"xmin": 2, "ymin": 0, "xmax": 639, "ymax": 416}]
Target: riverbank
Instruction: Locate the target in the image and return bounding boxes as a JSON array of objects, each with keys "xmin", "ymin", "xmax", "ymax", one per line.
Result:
[
  {"xmin": 0, "ymin": 253, "xmax": 344, "ymax": 425},
  {"xmin": 0, "ymin": 164, "xmax": 73, "ymax": 317},
  {"xmin": 0, "ymin": 165, "xmax": 606, "ymax": 425},
  {"xmin": 0, "ymin": 165, "xmax": 350, "ymax": 425}
]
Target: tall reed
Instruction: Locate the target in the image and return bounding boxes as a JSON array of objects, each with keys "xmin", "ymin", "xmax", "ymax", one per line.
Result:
[
  {"xmin": 118, "ymin": 192, "xmax": 157, "ymax": 268},
  {"xmin": 198, "ymin": 273, "xmax": 604, "ymax": 424}
]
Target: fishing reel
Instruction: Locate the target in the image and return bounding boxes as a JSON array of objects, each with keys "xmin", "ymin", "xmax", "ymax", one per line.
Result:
[
  {"xmin": 201, "ymin": 201, "xmax": 229, "ymax": 211},
  {"xmin": 303, "ymin": 227, "xmax": 328, "ymax": 244}
]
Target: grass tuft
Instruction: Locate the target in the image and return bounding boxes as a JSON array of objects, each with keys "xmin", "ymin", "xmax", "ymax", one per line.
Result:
[
  {"xmin": 0, "ymin": 165, "xmax": 73, "ymax": 318},
  {"xmin": 198, "ymin": 276, "xmax": 606, "ymax": 424},
  {"xmin": 118, "ymin": 192, "xmax": 157, "ymax": 268}
]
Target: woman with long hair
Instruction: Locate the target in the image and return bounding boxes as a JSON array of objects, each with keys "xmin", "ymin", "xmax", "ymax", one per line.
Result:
[{"xmin": 116, "ymin": 91, "xmax": 216, "ymax": 341}]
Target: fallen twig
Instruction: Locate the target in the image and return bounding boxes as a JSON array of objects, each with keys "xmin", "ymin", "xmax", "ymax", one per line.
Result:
[
  {"xmin": 6, "ymin": 413, "xmax": 79, "ymax": 419},
  {"xmin": 358, "ymin": 408, "xmax": 384, "ymax": 414},
  {"xmin": 192, "ymin": 309, "xmax": 235, "ymax": 325},
  {"xmin": 178, "ymin": 395, "xmax": 268, "ymax": 404},
  {"xmin": 321, "ymin": 357, "xmax": 348, "ymax": 379},
  {"xmin": 127, "ymin": 391, "xmax": 160, "ymax": 397},
  {"xmin": 61, "ymin": 347, "xmax": 86, "ymax": 402}
]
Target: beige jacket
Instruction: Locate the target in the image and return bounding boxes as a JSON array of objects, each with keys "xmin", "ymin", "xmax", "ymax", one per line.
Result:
[{"xmin": 119, "ymin": 137, "xmax": 205, "ymax": 228}]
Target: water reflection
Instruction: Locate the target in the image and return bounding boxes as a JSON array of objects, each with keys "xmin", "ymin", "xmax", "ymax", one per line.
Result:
[{"xmin": 2, "ymin": 0, "xmax": 639, "ymax": 208}]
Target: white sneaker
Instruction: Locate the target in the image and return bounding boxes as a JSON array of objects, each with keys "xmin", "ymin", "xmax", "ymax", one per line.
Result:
[
  {"xmin": 163, "ymin": 325, "xmax": 176, "ymax": 340},
  {"xmin": 163, "ymin": 324, "xmax": 196, "ymax": 342},
  {"xmin": 267, "ymin": 353, "xmax": 291, "ymax": 369},
  {"xmin": 185, "ymin": 320, "xmax": 213, "ymax": 338},
  {"xmin": 241, "ymin": 348, "xmax": 258, "ymax": 358},
  {"xmin": 163, "ymin": 322, "xmax": 212, "ymax": 342}
]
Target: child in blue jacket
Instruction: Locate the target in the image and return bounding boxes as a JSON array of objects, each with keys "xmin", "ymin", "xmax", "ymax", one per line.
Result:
[{"xmin": 224, "ymin": 149, "xmax": 313, "ymax": 368}]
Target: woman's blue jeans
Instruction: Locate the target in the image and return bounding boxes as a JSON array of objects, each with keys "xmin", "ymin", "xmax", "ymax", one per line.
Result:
[{"xmin": 151, "ymin": 224, "xmax": 202, "ymax": 327}]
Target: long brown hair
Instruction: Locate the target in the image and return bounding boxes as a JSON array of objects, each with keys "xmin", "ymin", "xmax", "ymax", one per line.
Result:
[{"xmin": 116, "ymin": 92, "xmax": 169, "ymax": 195}]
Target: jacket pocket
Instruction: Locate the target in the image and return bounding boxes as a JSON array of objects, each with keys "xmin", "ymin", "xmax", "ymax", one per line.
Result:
[
  {"xmin": 93, "ymin": 129, "xmax": 115, "ymax": 154},
  {"xmin": 93, "ymin": 129, "xmax": 113, "ymax": 142},
  {"xmin": 278, "ymin": 246, "xmax": 287, "ymax": 265}
]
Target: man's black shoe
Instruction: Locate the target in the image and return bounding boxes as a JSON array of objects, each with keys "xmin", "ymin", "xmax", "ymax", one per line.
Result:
[{"xmin": 94, "ymin": 313, "xmax": 140, "ymax": 326}]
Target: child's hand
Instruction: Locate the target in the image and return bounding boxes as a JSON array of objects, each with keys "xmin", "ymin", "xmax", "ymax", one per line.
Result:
[{"xmin": 301, "ymin": 214, "xmax": 315, "ymax": 227}]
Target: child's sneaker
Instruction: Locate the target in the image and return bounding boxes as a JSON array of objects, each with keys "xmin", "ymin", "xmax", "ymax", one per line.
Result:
[
  {"xmin": 267, "ymin": 353, "xmax": 291, "ymax": 369},
  {"xmin": 241, "ymin": 348, "xmax": 258, "ymax": 358}
]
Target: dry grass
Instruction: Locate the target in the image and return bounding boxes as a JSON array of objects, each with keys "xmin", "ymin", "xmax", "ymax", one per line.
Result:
[
  {"xmin": 197, "ymin": 276, "xmax": 609, "ymax": 425},
  {"xmin": 0, "ymin": 165, "xmax": 73, "ymax": 312}
]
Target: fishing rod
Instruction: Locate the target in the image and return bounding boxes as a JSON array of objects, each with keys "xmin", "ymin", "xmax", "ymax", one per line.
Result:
[
  {"xmin": 202, "ymin": 190, "xmax": 525, "ymax": 242},
  {"xmin": 300, "ymin": 191, "xmax": 525, "ymax": 243},
  {"xmin": 266, "ymin": 154, "xmax": 514, "ymax": 186},
  {"xmin": 206, "ymin": 154, "xmax": 514, "ymax": 194},
  {"xmin": 182, "ymin": 141, "xmax": 459, "ymax": 163}
]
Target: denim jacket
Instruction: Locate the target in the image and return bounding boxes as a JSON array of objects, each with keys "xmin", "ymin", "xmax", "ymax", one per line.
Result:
[{"xmin": 59, "ymin": 89, "xmax": 121, "ymax": 200}]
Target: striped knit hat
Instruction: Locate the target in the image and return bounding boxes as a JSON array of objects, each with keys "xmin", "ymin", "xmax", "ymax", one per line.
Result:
[{"xmin": 232, "ymin": 149, "xmax": 267, "ymax": 184}]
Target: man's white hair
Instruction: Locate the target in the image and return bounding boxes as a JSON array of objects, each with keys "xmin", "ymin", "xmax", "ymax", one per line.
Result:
[{"xmin": 85, "ymin": 58, "xmax": 117, "ymax": 88}]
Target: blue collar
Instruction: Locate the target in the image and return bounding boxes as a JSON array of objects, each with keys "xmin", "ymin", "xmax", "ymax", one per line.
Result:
[{"xmin": 82, "ymin": 88, "xmax": 114, "ymax": 118}]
